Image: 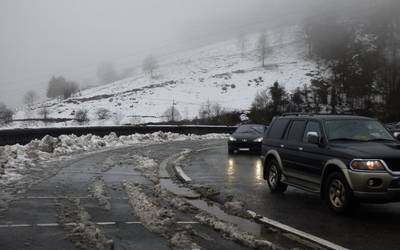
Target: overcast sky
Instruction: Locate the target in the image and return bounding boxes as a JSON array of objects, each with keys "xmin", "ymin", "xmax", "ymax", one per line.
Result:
[{"xmin": 0, "ymin": 0, "xmax": 344, "ymax": 108}]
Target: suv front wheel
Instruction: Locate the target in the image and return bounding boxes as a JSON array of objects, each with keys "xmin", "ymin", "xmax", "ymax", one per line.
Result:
[
  {"xmin": 266, "ymin": 159, "xmax": 287, "ymax": 193},
  {"xmin": 325, "ymin": 172, "xmax": 358, "ymax": 214}
]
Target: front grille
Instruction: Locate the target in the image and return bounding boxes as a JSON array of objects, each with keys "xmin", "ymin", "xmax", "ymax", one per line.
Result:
[
  {"xmin": 233, "ymin": 142, "xmax": 258, "ymax": 148},
  {"xmin": 383, "ymin": 159, "xmax": 400, "ymax": 172}
]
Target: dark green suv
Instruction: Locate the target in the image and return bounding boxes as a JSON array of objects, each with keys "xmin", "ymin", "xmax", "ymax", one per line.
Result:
[{"xmin": 261, "ymin": 114, "xmax": 400, "ymax": 214}]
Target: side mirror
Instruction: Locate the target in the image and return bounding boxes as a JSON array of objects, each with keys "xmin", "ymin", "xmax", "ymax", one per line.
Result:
[
  {"xmin": 307, "ymin": 131, "xmax": 320, "ymax": 145},
  {"xmin": 394, "ymin": 132, "xmax": 400, "ymax": 140}
]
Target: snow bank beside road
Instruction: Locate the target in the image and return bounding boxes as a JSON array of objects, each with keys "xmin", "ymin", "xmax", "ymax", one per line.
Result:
[{"xmin": 0, "ymin": 132, "xmax": 228, "ymax": 185}]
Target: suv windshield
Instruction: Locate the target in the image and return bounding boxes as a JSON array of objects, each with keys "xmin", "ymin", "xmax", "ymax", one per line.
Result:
[{"xmin": 326, "ymin": 119, "xmax": 395, "ymax": 142}]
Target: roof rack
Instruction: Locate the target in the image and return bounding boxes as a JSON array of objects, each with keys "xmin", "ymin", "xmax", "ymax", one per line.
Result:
[
  {"xmin": 281, "ymin": 111, "xmax": 357, "ymax": 117},
  {"xmin": 281, "ymin": 112, "xmax": 311, "ymax": 116}
]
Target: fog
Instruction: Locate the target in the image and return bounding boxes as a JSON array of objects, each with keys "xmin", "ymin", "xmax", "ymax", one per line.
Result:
[{"xmin": 0, "ymin": 0, "xmax": 373, "ymax": 107}]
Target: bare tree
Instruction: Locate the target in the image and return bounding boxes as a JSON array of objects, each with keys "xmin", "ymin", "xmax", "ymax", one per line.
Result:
[
  {"xmin": 198, "ymin": 100, "xmax": 212, "ymax": 119},
  {"xmin": 237, "ymin": 32, "xmax": 247, "ymax": 57},
  {"xmin": 257, "ymin": 32, "xmax": 272, "ymax": 67},
  {"xmin": 38, "ymin": 106, "xmax": 50, "ymax": 121},
  {"xmin": 163, "ymin": 106, "xmax": 181, "ymax": 122},
  {"xmin": 75, "ymin": 109, "xmax": 89, "ymax": 124},
  {"xmin": 23, "ymin": 90, "xmax": 38, "ymax": 108},
  {"xmin": 211, "ymin": 103, "xmax": 224, "ymax": 118},
  {"xmin": 96, "ymin": 108, "xmax": 111, "ymax": 120},
  {"xmin": 142, "ymin": 56, "xmax": 159, "ymax": 78},
  {"xmin": 0, "ymin": 102, "xmax": 13, "ymax": 125},
  {"xmin": 46, "ymin": 76, "xmax": 79, "ymax": 99},
  {"xmin": 251, "ymin": 90, "xmax": 269, "ymax": 110}
]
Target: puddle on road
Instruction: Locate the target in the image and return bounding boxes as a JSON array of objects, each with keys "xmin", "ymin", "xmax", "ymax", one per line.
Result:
[
  {"xmin": 159, "ymin": 154, "xmax": 263, "ymax": 236},
  {"xmin": 159, "ymin": 179, "xmax": 200, "ymax": 199},
  {"xmin": 160, "ymin": 176, "xmax": 312, "ymax": 249},
  {"xmin": 159, "ymin": 155, "xmax": 321, "ymax": 250}
]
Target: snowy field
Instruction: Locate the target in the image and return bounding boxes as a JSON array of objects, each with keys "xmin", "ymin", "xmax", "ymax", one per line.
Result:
[{"xmin": 11, "ymin": 25, "xmax": 316, "ymax": 128}]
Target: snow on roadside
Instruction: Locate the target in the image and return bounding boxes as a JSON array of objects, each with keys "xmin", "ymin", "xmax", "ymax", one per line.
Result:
[
  {"xmin": 123, "ymin": 181, "xmax": 200, "ymax": 250},
  {"xmin": 88, "ymin": 176, "xmax": 111, "ymax": 210},
  {"xmin": 195, "ymin": 212, "xmax": 273, "ymax": 250},
  {"xmin": 130, "ymin": 155, "xmax": 159, "ymax": 183},
  {"xmin": 0, "ymin": 132, "xmax": 228, "ymax": 186}
]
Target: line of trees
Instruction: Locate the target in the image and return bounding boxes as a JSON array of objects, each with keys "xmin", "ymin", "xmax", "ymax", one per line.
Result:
[
  {"xmin": 0, "ymin": 102, "xmax": 14, "ymax": 125},
  {"xmin": 142, "ymin": 56, "xmax": 159, "ymax": 79},
  {"xmin": 301, "ymin": 0, "xmax": 400, "ymax": 121},
  {"xmin": 46, "ymin": 76, "xmax": 79, "ymax": 99}
]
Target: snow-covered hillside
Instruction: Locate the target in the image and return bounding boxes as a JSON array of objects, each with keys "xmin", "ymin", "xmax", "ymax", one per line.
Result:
[{"xmin": 13, "ymin": 26, "xmax": 316, "ymax": 127}]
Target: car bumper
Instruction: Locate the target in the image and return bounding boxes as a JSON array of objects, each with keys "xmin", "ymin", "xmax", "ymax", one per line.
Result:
[
  {"xmin": 228, "ymin": 141, "xmax": 262, "ymax": 153},
  {"xmin": 348, "ymin": 170, "xmax": 400, "ymax": 202}
]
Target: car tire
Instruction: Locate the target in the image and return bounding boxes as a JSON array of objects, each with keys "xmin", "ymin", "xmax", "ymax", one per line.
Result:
[
  {"xmin": 325, "ymin": 172, "xmax": 358, "ymax": 214},
  {"xmin": 228, "ymin": 148, "xmax": 234, "ymax": 155},
  {"xmin": 266, "ymin": 159, "xmax": 287, "ymax": 193}
]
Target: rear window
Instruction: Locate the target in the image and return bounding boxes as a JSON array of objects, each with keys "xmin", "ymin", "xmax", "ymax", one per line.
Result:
[
  {"xmin": 268, "ymin": 118, "xmax": 290, "ymax": 139},
  {"xmin": 286, "ymin": 120, "xmax": 306, "ymax": 141}
]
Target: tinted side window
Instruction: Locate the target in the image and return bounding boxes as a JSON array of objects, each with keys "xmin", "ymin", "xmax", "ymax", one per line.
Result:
[
  {"xmin": 286, "ymin": 120, "xmax": 306, "ymax": 141},
  {"xmin": 268, "ymin": 119, "xmax": 290, "ymax": 139},
  {"xmin": 303, "ymin": 121, "xmax": 322, "ymax": 142}
]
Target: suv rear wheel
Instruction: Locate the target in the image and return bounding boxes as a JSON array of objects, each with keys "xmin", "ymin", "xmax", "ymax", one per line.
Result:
[
  {"xmin": 325, "ymin": 172, "xmax": 358, "ymax": 214},
  {"xmin": 266, "ymin": 159, "xmax": 287, "ymax": 193}
]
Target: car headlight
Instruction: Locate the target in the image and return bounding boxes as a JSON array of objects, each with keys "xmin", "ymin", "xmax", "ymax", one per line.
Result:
[
  {"xmin": 253, "ymin": 137, "xmax": 263, "ymax": 142},
  {"xmin": 229, "ymin": 136, "xmax": 237, "ymax": 141},
  {"xmin": 350, "ymin": 159, "xmax": 385, "ymax": 171}
]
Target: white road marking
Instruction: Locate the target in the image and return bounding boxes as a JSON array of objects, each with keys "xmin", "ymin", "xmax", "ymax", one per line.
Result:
[
  {"xmin": 0, "ymin": 224, "xmax": 31, "ymax": 228},
  {"xmin": 96, "ymin": 222, "xmax": 116, "ymax": 225},
  {"xmin": 0, "ymin": 221, "xmax": 198, "ymax": 228},
  {"xmin": 37, "ymin": 223, "xmax": 59, "ymax": 227},
  {"xmin": 247, "ymin": 210, "xmax": 348, "ymax": 250},
  {"xmin": 24, "ymin": 196, "xmax": 128, "ymax": 200}
]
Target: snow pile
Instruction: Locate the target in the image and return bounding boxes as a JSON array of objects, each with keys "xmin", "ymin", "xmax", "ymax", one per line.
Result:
[
  {"xmin": 56, "ymin": 198, "xmax": 113, "ymax": 250},
  {"xmin": 123, "ymin": 181, "xmax": 200, "ymax": 249},
  {"xmin": 123, "ymin": 181, "xmax": 176, "ymax": 235},
  {"xmin": 0, "ymin": 132, "xmax": 228, "ymax": 185},
  {"xmin": 130, "ymin": 155, "xmax": 159, "ymax": 183},
  {"xmin": 195, "ymin": 212, "xmax": 273, "ymax": 249},
  {"xmin": 88, "ymin": 177, "xmax": 111, "ymax": 210}
]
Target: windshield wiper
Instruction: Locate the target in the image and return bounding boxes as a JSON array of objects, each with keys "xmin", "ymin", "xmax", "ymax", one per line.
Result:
[
  {"xmin": 367, "ymin": 138, "xmax": 396, "ymax": 142},
  {"xmin": 329, "ymin": 138, "xmax": 365, "ymax": 142},
  {"xmin": 251, "ymin": 129, "xmax": 262, "ymax": 134}
]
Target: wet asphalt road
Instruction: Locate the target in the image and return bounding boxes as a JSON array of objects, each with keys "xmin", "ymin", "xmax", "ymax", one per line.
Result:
[
  {"xmin": 0, "ymin": 140, "xmax": 250, "ymax": 250},
  {"xmin": 184, "ymin": 142, "xmax": 400, "ymax": 250},
  {"xmin": 3, "ymin": 138, "xmax": 400, "ymax": 250}
]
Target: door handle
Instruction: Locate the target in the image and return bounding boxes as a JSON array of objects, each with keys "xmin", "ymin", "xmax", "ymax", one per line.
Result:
[
  {"xmin": 280, "ymin": 144, "xmax": 285, "ymax": 148},
  {"xmin": 298, "ymin": 147, "xmax": 303, "ymax": 151}
]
